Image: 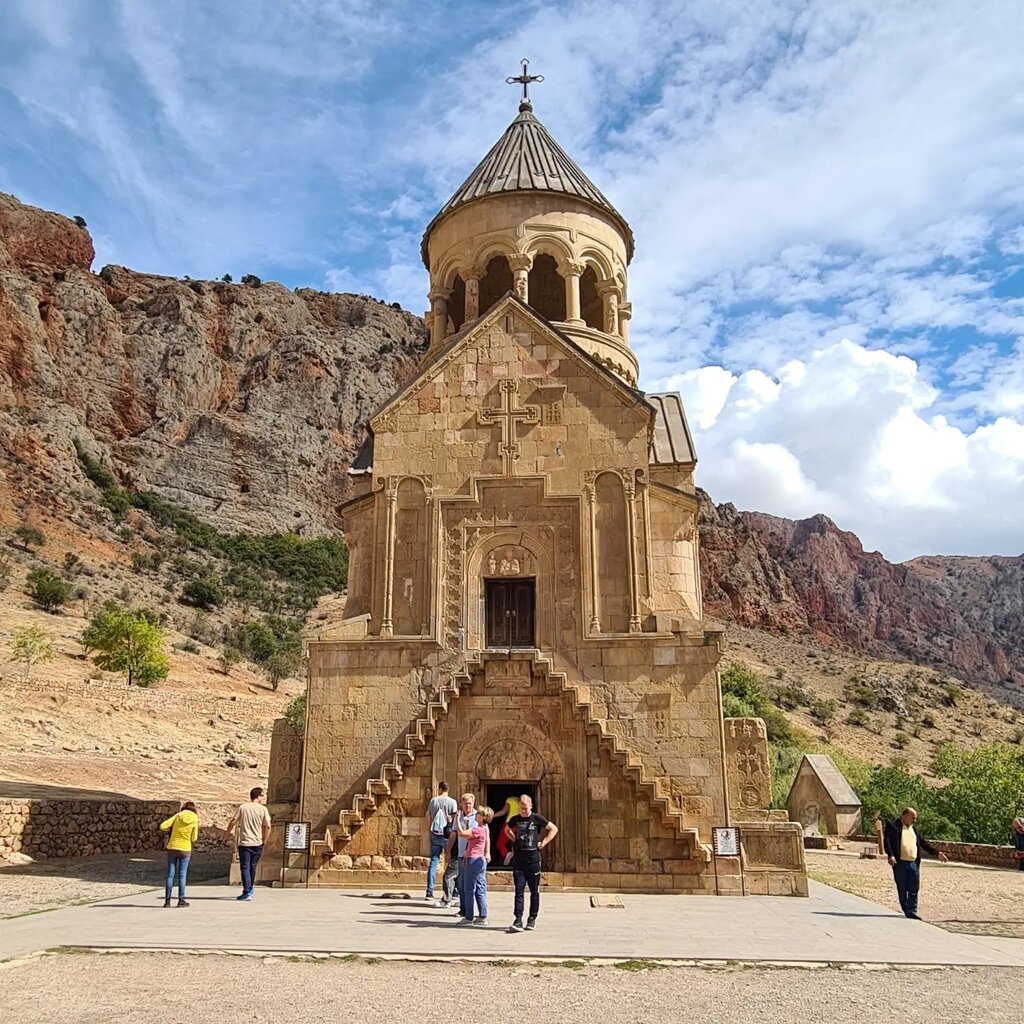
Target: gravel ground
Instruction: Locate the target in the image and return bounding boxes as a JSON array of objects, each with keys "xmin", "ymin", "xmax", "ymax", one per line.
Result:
[
  {"xmin": 0, "ymin": 953, "xmax": 1018, "ymax": 1024},
  {"xmin": 807, "ymin": 849, "xmax": 1024, "ymax": 937},
  {"xmin": 0, "ymin": 850, "xmax": 229, "ymax": 919}
]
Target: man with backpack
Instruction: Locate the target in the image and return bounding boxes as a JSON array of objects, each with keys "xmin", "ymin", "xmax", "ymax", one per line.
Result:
[{"xmin": 424, "ymin": 781, "xmax": 457, "ymax": 901}]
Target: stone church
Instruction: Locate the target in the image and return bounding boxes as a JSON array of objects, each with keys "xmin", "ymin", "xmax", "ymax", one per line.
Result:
[{"xmin": 266, "ymin": 83, "xmax": 806, "ymax": 896}]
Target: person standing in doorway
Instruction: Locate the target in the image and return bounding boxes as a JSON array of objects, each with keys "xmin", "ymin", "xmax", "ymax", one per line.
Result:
[
  {"xmin": 505, "ymin": 793, "xmax": 557, "ymax": 932},
  {"xmin": 226, "ymin": 786, "xmax": 272, "ymax": 902},
  {"xmin": 453, "ymin": 793, "xmax": 477, "ymax": 918},
  {"xmin": 159, "ymin": 800, "xmax": 199, "ymax": 908},
  {"xmin": 424, "ymin": 781, "xmax": 457, "ymax": 901},
  {"xmin": 883, "ymin": 807, "xmax": 948, "ymax": 919},
  {"xmin": 457, "ymin": 805, "xmax": 494, "ymax": 926}
]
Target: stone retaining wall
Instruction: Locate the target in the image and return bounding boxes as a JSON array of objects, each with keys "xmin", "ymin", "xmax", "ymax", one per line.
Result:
[
  {"xmin": 0, "ymin": 799, "xmax": 235, "ymax": 861},
  {"xmin": 932, "ymin": 840, "xmax": 1019, "ymax": 869},
  {"xmin": 0, "ymin": 675, "xmax": 278, "ymax": 717}
]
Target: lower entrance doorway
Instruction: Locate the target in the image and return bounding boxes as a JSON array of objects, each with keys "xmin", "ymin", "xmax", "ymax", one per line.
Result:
[{"xmin": 484, "ymin": 782, "xmax": 537, "ymax": 869}]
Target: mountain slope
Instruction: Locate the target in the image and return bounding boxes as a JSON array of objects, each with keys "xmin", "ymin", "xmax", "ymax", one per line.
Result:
[{"xmin": 700, "ymin": 495, "xmax": 1024, "ymax": 696}]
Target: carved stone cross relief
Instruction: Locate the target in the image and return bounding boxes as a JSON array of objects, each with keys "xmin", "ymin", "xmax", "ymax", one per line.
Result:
[{"xmin": 477, "ymin": 377, "xmax": 539, "ymax": 476}]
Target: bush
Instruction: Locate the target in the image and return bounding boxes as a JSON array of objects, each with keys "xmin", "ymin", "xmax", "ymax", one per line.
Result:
[
  {"xmin": 847, "ymin": 708, "xmax": 870, "ymax": 729},
  {"xmin": 73, "ymin": 215, "xmax": 87, "ymax": 228},
  {"xmin": 931, "ymin": 743, "xmax": 1024, "ymax": 845},
  {"xmin": 241, "ymin": 273, "xmax": 262, "ymax": 287},
  {"xmin": 720, "ymin": 662, "xmax": 797, "ymax": 743},
  {"xmin": 181, "ymin": 577, "xmax": 225, "ymax": 610},
  {"xmin": 894, "ymin": 731, "xmax": 911, "ymax": 749},
  {"xmin": 218, "ymin": 645, "xmax": 242, "ymax": 675},
  {"xmin": 27, "ymin": 568, "xmax": 70, "ymax": 613},
  {"xmin": 844, "ymin": 683, "xmax": 879, "ymax": 709},
  {"xmin": 921, "ymin": 712, "xmax": 937, "ymax": 729},
  {"xmin": 941, "ymin": 682, "xmax": 962, "ymax": 707},
  {"xmin": 264, "ymin": 648, "xmax": 300, "ymax": 691},
  {"xmin": 14, "ymin": 525, "xmax": 44, "ymax": 551},
  {"xmin": 221, "ymin": 274, "xmax": 232, "ymax": 283},
  {"xmin": 284, "ymin": 694, "xmax": 306, "ymax": 732},
  {"xmin": 809, "ymin": 699, "xmax": 837, "ymax": 726}
]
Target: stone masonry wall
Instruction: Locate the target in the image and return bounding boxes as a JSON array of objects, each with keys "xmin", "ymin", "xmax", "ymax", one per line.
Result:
[{"xmin": 0, "ymin": 799, "xmax": 235, "ymax": 861}]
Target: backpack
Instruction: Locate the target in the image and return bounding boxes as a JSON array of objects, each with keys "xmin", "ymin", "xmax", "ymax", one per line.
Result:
[{"xmin": 430, "ymin": 800, "xmax": 453, "ymax": 835}]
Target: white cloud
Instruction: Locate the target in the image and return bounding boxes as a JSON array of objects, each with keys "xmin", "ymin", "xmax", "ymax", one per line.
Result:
[{"xmin": 674, "ymin": 340, "xmax": 1024, "ymax": 560}]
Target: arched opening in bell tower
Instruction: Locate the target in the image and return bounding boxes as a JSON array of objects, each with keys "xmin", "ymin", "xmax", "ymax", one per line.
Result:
[
  {"xmin": 478, "ymin": 255, "xmax": 514, "ymax": 316},
  {"xmin": 527, "ymin": 254, "xmax": 567, "ymax": 322},
  {"xmin": 448, "ymin": 274, "xmax": 466, "ymax": 332},
  {"xmin": 580, "ymin": 265, "xmax": 602, "ymax": 330}
]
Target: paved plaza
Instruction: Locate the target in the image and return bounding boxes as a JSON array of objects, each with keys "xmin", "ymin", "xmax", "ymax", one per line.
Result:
[{"xmin": 3, "ymin": 879, "xmax": 1024, "ymax": 967}]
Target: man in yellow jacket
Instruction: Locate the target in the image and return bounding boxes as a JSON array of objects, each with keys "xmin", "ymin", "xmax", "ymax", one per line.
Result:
[{"xmin": 160, "ymin": 801, "xmax": 199, "ymax": 907}]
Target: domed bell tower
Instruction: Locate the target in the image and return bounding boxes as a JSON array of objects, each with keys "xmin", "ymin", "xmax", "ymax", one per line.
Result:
[{"xmin": 421, "ymin": 61, "xmax": 638, "ymax": 386}]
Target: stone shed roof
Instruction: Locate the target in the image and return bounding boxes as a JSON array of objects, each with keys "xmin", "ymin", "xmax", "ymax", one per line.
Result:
[
  {"xmin": 801, "ymin": 755, "xmax": 861, "ymax": 808},
  {"xmin": 421, "ymin": 102, "xmax": 634, "ymax": 266},
  {"xmin": 646, "ymin": 392, "xmax": 697, "ymax": 467}
]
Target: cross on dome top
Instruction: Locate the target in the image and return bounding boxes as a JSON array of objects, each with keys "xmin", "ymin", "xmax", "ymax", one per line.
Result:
[{"xmin": 506, "ymin": 58, "xmax": 544, "ymax": 111}]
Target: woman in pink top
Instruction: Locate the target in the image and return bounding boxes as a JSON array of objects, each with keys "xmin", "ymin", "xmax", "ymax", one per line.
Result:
[{"xmin": 457, "ymin": 805, "xmax": 493, "ymax": 926}]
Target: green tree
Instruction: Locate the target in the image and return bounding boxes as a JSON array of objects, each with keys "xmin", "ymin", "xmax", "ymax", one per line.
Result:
[
  {"xmin": 10, "ymin": 626, "xmax": 55, "ymax": 678},
  {"xmin": 932, "ymin": 743, "xmax": 1024, "ymax": 845},
  {"xmin": 62, "ymin": 551, "xmax": 81, "ymax": 578},
  {"xmin": 264, "ymin": 647, "xmax": 300, "ymax": 692},
  {"xmin": 81, "ymin": 605, "xmax": 170, "ymax": 687},
  {"xmin": 284, "ymin": 693, "xmax": 306, "ymax": 732},
  {"xmin": 181, "ymin": 577, "xmax": 224, "ymax": 610},
  {"xmin": 14, "ymin": 525, "xmax": 44, "ymax": 551},
  {"xmin": 27, "ymin": 568, "xmax": 70, "ymax": 613},
  {"xmin": 719, "ymin": 662, "xmax": 795, "ymax": 743}
]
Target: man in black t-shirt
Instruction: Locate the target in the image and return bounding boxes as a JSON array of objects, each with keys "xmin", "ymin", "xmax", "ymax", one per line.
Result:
[{"xmin": 504, "ymin": 793, "xmax": 558, "ymax": 932}]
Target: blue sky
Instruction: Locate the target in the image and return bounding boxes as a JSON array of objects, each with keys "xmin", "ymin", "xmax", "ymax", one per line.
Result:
[{"xmin": 1, "ymin": 0, "xmax": 1022, "ymax": 561}]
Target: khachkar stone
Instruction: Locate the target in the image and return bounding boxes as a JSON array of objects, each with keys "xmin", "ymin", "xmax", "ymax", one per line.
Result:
[
  {"xmin": 274, "ymin": 62, "xmax": 807, "ymax": 897},
  {"xmin": 724, "ymin": 718, "xmax": 772, "ymax": 818}
]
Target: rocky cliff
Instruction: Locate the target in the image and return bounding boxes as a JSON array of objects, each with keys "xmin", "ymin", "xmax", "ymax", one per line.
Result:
[
  {"xmin": 0, "ymin": 192, "xmax": 427, "ymax": 537},
  {"xmin": 699, "ymin": 494, "xmax": 1024, "ymax": 691},
  {"xmin": 1, "ymin": 191, "xmax": 1020, "ymax": 694}
]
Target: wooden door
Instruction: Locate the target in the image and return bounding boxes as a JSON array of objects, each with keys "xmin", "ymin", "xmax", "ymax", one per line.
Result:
[{"xmin": 485, "ymin": 579, "xmax": 536, "ymax": 648}]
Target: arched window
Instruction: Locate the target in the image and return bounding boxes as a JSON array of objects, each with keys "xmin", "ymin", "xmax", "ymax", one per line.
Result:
[
  {"xmin": 448, "ymin": 275, "xmax": 466, "ymax": 333},
  {"xmin": 527, "ymin": 253, "xmax": 566, "ymax": 322},
  {"xmin": 478, "ymin": 255, "xmax": 513, "ymax": 316},
  {"xmin": 580, "ymin": 266, "xmax": 602, "ymax": 330}
]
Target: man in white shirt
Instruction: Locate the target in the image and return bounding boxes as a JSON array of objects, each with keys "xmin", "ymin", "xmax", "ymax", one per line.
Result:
[{"xmin": 226, "ymin": 786, "xmax": 272, "ymax": 902}]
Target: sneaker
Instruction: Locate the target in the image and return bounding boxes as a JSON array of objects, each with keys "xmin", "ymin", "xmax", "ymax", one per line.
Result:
[
  {"xmin": 176, "ymin": 900, "xmax": 190, "ymax": 908},
  {"xmin": 163, "ymin": 899, "xmax": 172, "ymax": 908},
  {"xmin": 457, "ymin": 917, "xmax": 474, "ymax": 925},
  {"xmin": 510, "ymin": 918, "xmax": 524, "ymax": 932},
  {"xmin": 235, "ymin": 893, "xmax": 248, "ymax": 901},
  {"xmin": 434, "ymin": 899, "xmax": 450, "ymax": 908},
  {"xmin": 473, "ymin": 918, "xmax": 488, "ymax": 927},
  {"xmin": 239, "ymin": 893, "xmax": 253, "ymax": 902},
  {"xmin": 423, "ymin": 894, "xmax": 434, "ymax": 901},
  {"xmin": 525, "ymin": 918, "xmax": 536, "ymax": 930}
]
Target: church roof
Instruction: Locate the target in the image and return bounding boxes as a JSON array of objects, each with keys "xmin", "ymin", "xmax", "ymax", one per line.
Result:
[
  {"xmin": 646, "ymin": 392, "xmax": 697, "ymax": 467},
  {"xmin": 421, "ymin": 102, "xmax": 634, "ymax": 266}
]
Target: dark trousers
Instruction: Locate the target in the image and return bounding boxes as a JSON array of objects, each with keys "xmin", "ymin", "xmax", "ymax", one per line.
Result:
[
  {"xmin": 239, "ymin": 844, "xmax": 263, "ymax": 895},
  {"xmin": 513, "ymin": 862, "xmax": 541, "ymax": 921},
  {"xmin": 442, "ymin": 851, "xmax": 459, "ymax": 902},
  {"xmin": 892, "ymin": 860, "xmax": 920, "ymax": 916}
]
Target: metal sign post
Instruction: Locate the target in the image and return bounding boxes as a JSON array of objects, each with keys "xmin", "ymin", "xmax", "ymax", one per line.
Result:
[
  {"xmin": 283, "ymin": 821, "xmax": 311, "ymax": 889},
  {"xmin": 711, "ymin": 826, "xmax": 744, "ymax": 896}
]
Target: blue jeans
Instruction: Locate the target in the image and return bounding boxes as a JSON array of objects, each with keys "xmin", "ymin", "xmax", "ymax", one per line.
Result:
[
  {"xmin": 165, "ymin": 852, "xmax": 190, "ymax": 902},
  {"xmin": 892, "ymin": 860, "xmax": 920, "ymax": 916},
  {"xmin": 464, "ymin": 856, "xmax": 488, "ymax": 921},
  {"xmin": 426, "ymin": 833, "xmax": 446, "ymax": 896},
  {"xmin": 238, "ymin": 844, "xmax": 263, "ymax": 896}
]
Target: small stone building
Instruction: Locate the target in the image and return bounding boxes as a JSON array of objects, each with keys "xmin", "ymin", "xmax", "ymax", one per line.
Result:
[
  {"xmin": 786, "ymin": 754, "xmax": 862, "ymax": 836},
  {"xmin": 267, "ymin": 86, "xmax": 806, "ymax": 895}
]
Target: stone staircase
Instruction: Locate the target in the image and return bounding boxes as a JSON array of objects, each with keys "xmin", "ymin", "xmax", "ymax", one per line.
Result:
[
  {"xmin": 309, "ymin": 657, "xmax": 476, "ymax": 861},
  {"xmin": 532, "ymin": 652, "xmax": 711, "ymax": 863},
  {"xmin": 310, "ymin": 650, "xmax": 709, "ymax": 864}
]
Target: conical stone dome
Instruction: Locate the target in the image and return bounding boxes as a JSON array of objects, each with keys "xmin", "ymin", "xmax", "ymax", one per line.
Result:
[{"xmin": 421, "ymin": 102, "xmax": 633, "ymax": 267}]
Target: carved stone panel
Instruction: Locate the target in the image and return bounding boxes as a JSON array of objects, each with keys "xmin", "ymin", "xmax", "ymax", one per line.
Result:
[
  {"xmin": 268, "ymin": 719, "xmax": 303, "ymax": 804},
  {"xmin": 723, "ymin": 717, "xmax": 772, "ymax": 818}
]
